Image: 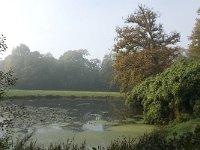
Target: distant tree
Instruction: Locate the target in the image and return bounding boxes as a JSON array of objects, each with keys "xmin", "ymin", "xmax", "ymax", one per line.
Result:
[
  {"xmin": 5, "ymin": 44, "xmax": 31, "ymax": 72},
  {"xmin": 86, "ymin": 58, "xmax": 102, "ymax": 90},
  {"xmin": 113, "ymin": 5, "xmax": 180, "ymax": 92},
  {"xmin": 12, "ymin": 44, "xmax": 30, "ymax": 57},
  {"xmin": 189, "ymin": 8, "xmax": 200, "ymax": 59},
  {"xmin": 100, "ymin": 54, "xmax": 113, "ymax": 90},
  {"xmin": 59, "ymin": 49, "xmax": 89, "ymax": 90},
  {"xmin": 41, "ymin": 52, "xmax": 60, "ymax": 89},
  {"xmin": 24, "ymin": 51, "xmax": 44, "ymax": 89},
  {"xmin": 4, "ymin": 44, "xmax": 31, "ymax": 88},
  {"xmin": 100, "ymin": 54, "xmax": 119, "ymax": 91},
  {"xmin": 3, "ymin": 45, "xmax": 59, "ymax": 89}
]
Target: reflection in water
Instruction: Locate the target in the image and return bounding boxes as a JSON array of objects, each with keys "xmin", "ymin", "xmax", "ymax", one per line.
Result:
[
  {"xmin": 36, "ymin": 119, "xmax": 104, "ymax": 134},
  {"xmin": 82, "ymin": 122, "xmax": 104, "ymax": 131},
  {"xmin": 36, "ymin": 124, "xmax": 63, "ymax": 133},
  {"xmin": 82, "ymin": 113, "xmax": 104, "ymax": 131}
]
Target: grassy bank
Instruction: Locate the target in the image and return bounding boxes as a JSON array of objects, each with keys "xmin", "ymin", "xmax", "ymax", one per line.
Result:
[{"xmin": 5, "ymin": 89, "xmax": 123, "ymax": 100}]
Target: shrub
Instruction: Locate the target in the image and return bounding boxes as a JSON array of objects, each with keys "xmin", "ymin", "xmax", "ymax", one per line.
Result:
[
  {"xmin": 126, "ymin": 59, "xmax": 200, "ymax": 124},
  {"xmin": 107, "ymin": 125, "xmax": 200, "ymax": 150},
  {"xmin": 193, "ymin": 100, "xmax": 200, "ymax": 116}
]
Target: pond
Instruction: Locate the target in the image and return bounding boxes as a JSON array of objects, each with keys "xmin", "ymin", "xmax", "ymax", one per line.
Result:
[{"xmin": 0, "ymin": 98, "xmax": 153, "ymax": 147}]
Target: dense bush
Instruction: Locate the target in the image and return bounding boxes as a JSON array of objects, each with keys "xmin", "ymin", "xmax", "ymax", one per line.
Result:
[
  {"xmin": 126, "ymin": 59, "xmax": 200, "ymax": 124},
  {"xmin": 0, "ymin": 137, "xmax": 10, "ymax": 150},
  {"xmin": 107, "ymin": 125, "xmax": 200, "ymax": 150}
]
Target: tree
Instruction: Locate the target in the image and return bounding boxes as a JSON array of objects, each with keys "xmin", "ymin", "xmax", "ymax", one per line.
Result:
[
  {"xmin": 12, "ymin": 44, "xmax": 30, "ymax": 57},
  {"xmin": 0, "ymin": 35, "xmax": 16, "ymax": 98},
  {"xmin": 100, "ymin": 54, "xmax": 119, "ymax": 91},
  {"xmin": 189, "ymin": 8, "xmax": 200, "ymax": 59},
  {"xmin": 59, "ymin": 49, "xmax": 104, "ymax": 90},
  {"xmin": 0, "ymin": 34, "xmax": 7, "ymax": 54},
  {"xmin": 59, "ymin": 49, "xmax": 89, "ymax": 90},
  {"xmin": 3, "ymin": 44, "xmax": 31, "ymax": 89},
  {"xmin": 3, "ymin": 44, "xmax": 59, "ymax": 89},
  {"xmin": 113, "ymin": 5, "xmax": 180, "ymax": 92},
  {"xmin": 0, "ymin": 38, "xmax": 27, "ymax": 148},
  {"xmin": 100, "ymin": 54, "xmax": 113, "ymax": 90},
  {"xmin": 126, "ymin": 59, "xmax": 200, "ymax": 124}
]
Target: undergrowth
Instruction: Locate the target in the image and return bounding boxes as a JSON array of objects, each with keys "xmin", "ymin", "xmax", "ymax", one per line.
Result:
[{"xmin": 0, "ymin": 125, "xmax": 199, "ymax": 150}]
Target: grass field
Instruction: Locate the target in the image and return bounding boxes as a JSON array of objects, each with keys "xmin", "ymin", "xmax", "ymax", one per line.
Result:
[{"xmin": 6, "ymin": 89, "xmax": 123, "ymax": 99}]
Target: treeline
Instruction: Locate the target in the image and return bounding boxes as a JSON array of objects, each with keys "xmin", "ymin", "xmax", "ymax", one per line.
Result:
[{"xmin": 0, "ymin": 44, "xmax": 118, "ymax": 91}]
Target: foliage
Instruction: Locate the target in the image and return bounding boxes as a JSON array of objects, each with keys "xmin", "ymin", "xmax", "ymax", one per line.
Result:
[
  {"xmin": 0, "ymin": 136, "xmax": 10, "ymax": 150},
  {"xmin": 0, "ymin": 35, "xmax": 16, "ymax": 99},
  {"xmin": 1, "ymin": 44, "xmax": 118, "ymax": 91},
  {"xmin": 0, "ymin": 35, "xmax": 17, "ymax": 149},
  {"xmin": 100, "ymin": 54, "xmax": 119, "ymax": 91},
  {"xmin": 126, "ymin": 59, "xmax": 200, "ymax": 124},
  {"xmin": 0, "ymin": 70, "xmax": 16, "ymax": 98},
  {"xmin": 189, "ymin": 8, "xmax": 200, "ymax": 59},
  {"xmin": 107, "ymin": 125, "xmax": 200, "ymax": 150},
  {"xmin": 0, "ymin": 35, "xmax": 7, "ymax": 54},
  {"xmin": 164, "ymin": 118, "xmax": 200, "ymax": 137},
  {"xmin": 194, "ymin": 100, "xmax": 200, "ymax": 116},
  {"xmin": 112, "ymin": 5, "xmax": 180, "ymax": 92}
]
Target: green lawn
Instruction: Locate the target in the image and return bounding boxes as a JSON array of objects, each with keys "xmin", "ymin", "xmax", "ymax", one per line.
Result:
[{"xmin": 6, "ymin": 89, "xmax": 123, "ymax": 99}]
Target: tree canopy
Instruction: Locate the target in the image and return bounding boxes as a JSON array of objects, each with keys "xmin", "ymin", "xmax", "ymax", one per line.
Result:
[
  {"xmin": 189, "ymin": 8, "xmax": 200, "ymax": 59},
  {"xmin": 113, "ymin": 5, "xmax": 180, "ymax": 92}
]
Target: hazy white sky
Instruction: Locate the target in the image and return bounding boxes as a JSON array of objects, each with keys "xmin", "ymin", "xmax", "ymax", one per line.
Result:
[{"xmin": 0, "ymin": 0, "xmax": 199, "ymax": 60}]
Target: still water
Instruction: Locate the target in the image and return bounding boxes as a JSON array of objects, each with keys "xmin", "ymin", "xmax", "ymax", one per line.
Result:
[{"xmin": 0, "ymin": 98, "xmax": 152, "ymax": 147}]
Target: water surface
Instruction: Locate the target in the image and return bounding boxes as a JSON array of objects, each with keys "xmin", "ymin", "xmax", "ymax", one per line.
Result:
[{"xmin": 1, "ymin": 98, "xmax": 153, "ymax": 147}]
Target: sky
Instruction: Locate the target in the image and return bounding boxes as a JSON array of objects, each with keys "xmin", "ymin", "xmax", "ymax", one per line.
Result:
[{"xmin": 0, "ymin": 0, "xmax": 199, "ymax": 60}]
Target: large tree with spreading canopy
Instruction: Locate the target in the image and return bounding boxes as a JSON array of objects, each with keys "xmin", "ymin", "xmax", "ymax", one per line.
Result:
[
  {"xmin": 113, "ymin": 5, "xmax": 180, "ymax": 92},
  {"xmin": 189, "ymin": 8, "xmax": 200, "ymax": 59}
]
